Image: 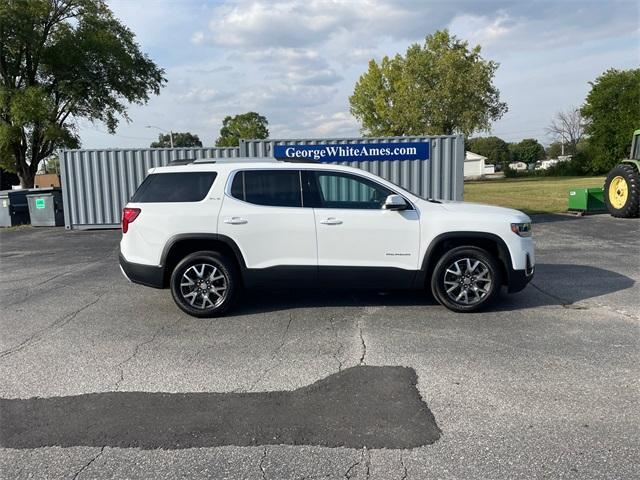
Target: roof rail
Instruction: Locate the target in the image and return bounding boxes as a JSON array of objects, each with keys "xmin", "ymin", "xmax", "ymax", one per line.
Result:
[
  {"xmin": 167, "ymin": 156, "xmax": 309, "ymax": 166},
  {"xmin": 277, "ymin": 158, "xmax": 318, "ymax": 164},
  {"xmin": 167, "ymin": 158, "xmax": 197, "ymax": 166}
]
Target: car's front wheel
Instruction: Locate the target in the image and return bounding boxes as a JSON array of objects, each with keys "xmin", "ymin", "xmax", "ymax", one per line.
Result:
[
  {"xmin": 170, "ymin": 251, "xmax": 239, "ymax": 318},
  {"xmin": 431, "ymin": 246, "xmax": 502, "ymax": 313}
]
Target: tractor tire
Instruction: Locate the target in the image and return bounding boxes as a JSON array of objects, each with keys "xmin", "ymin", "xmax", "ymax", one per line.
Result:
[{"xmin": 604, "ymin": 164, "xmax": 640, "ymax": 218}]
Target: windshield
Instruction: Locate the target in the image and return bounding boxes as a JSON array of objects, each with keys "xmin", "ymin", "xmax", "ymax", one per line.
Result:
[{"xmin": 633, "ymin": 133, "xmax": 640, "ymax": 160}]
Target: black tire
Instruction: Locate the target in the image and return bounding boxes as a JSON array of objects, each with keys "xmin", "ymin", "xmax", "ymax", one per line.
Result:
[
  {"xmin": 604, "ymin": 164, "xmax": 640, "ymax": 218},
  {"xmin": 430, "ymin": 246, "xmax": 502, "ymax": 313},
  {"xmin": 170, "ymin": 251, "xmax": 239, "ymax": 318}
]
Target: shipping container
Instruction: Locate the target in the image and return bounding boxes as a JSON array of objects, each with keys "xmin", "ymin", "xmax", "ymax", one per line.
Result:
[{"xmin": 59, "ymin": 135, "xmax": 463, "ymax": 229}]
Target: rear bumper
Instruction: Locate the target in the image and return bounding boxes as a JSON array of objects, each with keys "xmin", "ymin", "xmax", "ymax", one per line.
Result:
[{"xmin": 119, "ymin": 254, "xmax": 165, "ymax": 289}]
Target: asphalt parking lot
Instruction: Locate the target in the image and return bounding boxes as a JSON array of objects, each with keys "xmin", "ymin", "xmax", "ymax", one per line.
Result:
[{"xmin": 0, "ymin": 214, "xmax": 638, "ymax": 479}]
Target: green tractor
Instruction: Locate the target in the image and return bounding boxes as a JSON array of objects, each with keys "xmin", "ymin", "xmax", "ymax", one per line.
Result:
[{"xmin": 604, "ymin": 129, "xmax": 640, "ymax": 218}]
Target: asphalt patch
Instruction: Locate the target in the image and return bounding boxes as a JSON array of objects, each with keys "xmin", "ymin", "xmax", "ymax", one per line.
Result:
[{"xmin": 0, "ymin": 365, "xmax": 440, "ymax": 450}]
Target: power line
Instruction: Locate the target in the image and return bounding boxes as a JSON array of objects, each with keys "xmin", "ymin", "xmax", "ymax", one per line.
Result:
[{"xmin": 81, "ymin": 125, "xmax": 154, "ymax": 142}]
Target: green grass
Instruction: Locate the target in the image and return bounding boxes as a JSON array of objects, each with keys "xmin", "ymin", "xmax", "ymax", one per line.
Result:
[{"xmin": 464, "ymin": 176, "xmax": 606, "ymax": 214}]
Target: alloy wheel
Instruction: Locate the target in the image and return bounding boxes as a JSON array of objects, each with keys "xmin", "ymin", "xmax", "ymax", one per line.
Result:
[
  {"xmin": 442, "ymin": 257, "xmax": 492, "ymax": 306},
  {"xmin": 180, "ymin": 263, "xmax": 228, "ymax": 310}
]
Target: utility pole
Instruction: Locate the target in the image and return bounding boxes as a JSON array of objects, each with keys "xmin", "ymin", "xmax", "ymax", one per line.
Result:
[{"xmin": 146, "ymin": 125, "xmax": 175, "ymax": 148}]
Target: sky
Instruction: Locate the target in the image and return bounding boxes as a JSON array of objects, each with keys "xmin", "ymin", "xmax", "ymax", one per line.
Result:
[{"xmin": 79, "ymin": 0, "xmax": 640, "ymax": 148}]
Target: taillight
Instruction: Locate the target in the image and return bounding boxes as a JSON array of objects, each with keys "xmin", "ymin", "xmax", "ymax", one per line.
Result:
[{"xmin": 121, "ymin": 207, "xmax": 141, "ymax": 233}]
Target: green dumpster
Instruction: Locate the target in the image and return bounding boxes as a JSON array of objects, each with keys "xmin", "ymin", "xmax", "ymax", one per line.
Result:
[{"xmin": 568, "ymin": 187, "xmax": 607, "ymax": 213}]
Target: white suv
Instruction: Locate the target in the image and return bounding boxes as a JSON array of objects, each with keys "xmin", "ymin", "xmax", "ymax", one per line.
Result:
[{"xmin": 119, "ymin": 159, "xmax": 534, "ymax": 317}]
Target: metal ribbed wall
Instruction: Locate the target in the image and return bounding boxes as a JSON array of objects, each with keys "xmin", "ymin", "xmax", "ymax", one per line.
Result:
[
  {"xmin": 240, "ymin": 135, "xmax": 464, "ymax": 202},
  {"xmin": 60, "ymin": 147, "xmax": 239, "ymax": 229},
  {"xmin": 60, "ymin": 135, "xmax": 462, "ymax": 229}
]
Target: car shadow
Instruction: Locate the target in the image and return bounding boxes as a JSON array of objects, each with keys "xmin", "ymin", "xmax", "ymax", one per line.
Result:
[
  {"xmin": 230, "ymin": 288, "xmax": 437, "ymax": 316},
  {"xmin": 490, "ymin": 263, "xmax": 635, "ymax": 311},
  {"xmin": 0, "ymin": 366, "xmax": 440, "ymax": 450},
  {"xmin": 530, "ymin": 213, "xmax": 586, "ymax": 224},
  {"xmin": 228, "ymin": 263, "xmax": 634, "ymax": 315}
]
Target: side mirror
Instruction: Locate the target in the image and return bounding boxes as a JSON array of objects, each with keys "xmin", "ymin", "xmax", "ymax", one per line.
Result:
[{"xmin": 383, "ymin": 194, "xmax": 408, "ymax": 211}]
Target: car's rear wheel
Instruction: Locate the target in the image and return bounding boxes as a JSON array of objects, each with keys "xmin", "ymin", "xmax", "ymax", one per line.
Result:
[
  {"xmin": 431, "ymin": 246, "xmax": 502, "ymax": 313},
  {"xmin": 170, "ymin": 251, "xmax": 239, "ymax": 317}
]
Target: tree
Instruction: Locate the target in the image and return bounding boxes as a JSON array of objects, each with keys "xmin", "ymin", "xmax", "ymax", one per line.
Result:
[
  {"xmin": 546, "ymin": 107, "xmax": 585, "ymax": 155},
  {"xmin": 0, "ymin": 0, "xmax": 165, "ymax": 187},
  {"xmin": 215, "ymin": 112, "xmax": 269, "ymax": 147},
  {"xmin": 580, "ymin": 68, "xmax": 640, "ymax": 172},
  {"xmin": 150, "ymin": 132, "xmax": 202, "ymax": 148},
  {"xmin": 509, "ymin": 139, "xmax": 545, "ymax": 165},
  {"xmin": 466, "ymin": 136, "xmax": 510, "ymax": 167},
  {"xmin": 349, "ymin": 30, "xmax": 507, "ymax": 137},
  {"xmin": 546, "ymin": 141, "xmax": 563, "ymax": 159}
]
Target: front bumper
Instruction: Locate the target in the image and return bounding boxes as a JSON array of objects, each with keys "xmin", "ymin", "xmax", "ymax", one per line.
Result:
[
  {"xmin": 507, "ymin": 267, "xmax": 534, "ymax": 293},
  {"xmin": 507, "ymin": 253, "xmax": 535, "ymax": 293},
  {"xmin": 119, "ymin": 253, "xmax": 165, "ymax": 289}
]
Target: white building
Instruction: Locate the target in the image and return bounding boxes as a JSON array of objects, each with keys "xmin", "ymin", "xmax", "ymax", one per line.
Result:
[
  {"xmin": 465, "ymin": 151, "xmax": 488, "ymax": 179},
  {"xmin": 537, "ymin": 159, "xmax": 558, "ymax": 170},
  {"xmin": 508, "ymin": 161, "xmax": 527, "ymax": 171},
  {"xmin": 536, "ymin": 155, "xmax": 571, "ymax": 170}
]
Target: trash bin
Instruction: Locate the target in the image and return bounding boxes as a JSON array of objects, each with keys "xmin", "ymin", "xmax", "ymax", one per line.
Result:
[
  {"xmin": 26, "ymin": 187, "xmax": 64, "ymax": 226},
  {"xmin": 0, "ymin": 189, "xmax": 31, "ymax": 227},
  {"xmin": 568, "ymin": 187, "xmax": 607, "ymax": 213}
]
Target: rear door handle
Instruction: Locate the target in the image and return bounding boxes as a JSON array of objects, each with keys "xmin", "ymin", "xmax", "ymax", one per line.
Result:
[
  {"xmin": 224, "ymin": 217, "xmax": 248, "ymax": 225},
  {"xmin": 320, "ymin": 217, "xmax": 342, "ymax": 225}
]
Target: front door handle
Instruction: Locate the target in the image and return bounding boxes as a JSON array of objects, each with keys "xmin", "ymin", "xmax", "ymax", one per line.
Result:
[
  {"xmin": 320, "ymin": 217, "xmax": 342, "ymax": 225},
  {"xmin": 224, "ymin": 217, "xmax": 248, "ymax": 225}
]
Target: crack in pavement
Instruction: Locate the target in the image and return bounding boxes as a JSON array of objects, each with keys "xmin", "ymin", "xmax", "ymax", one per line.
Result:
[
  {"xmin": 531, "ymin": 281, "xmax": 639, "ymax": 320},
  {"xmin": 356, "ymin": 307, "xmax": 381, "ymax": 366},
  {"xmin": 0, "ymin": 294, "xmax": 104, "ymax": 359},
  {"xmin": 399, "ymin": 451, "xmax": 408, "ymax": 480},
  {"xmin": 328, "ymin": 315, "xmax": 344, "ymax": 372},
  {"xmin": 588, "ymin": 301, "xmax": 640, "ymax": 321},
  {"xmin": 345, "ymin": 448, "xmax": 370, "ymax": 479},
  {"xmin": 1, "ymin": 250, "xmax": 118, "ymax": 308},
  {"xmin": 113, "ymin": 321, "xmax": 177, "ymax": 391},
  {"xmin": 364, "ymin": 448, "xmax": 371, "ymax": 479},
  {"xmin": 71, "ymin": 446, "xmax": 105, "ymax": 480},
  {"xmin": 242, "ymin": 312, "xmax": 294, "ymax": 392},
  {"xmin": 358, "ymin": 318, "xmax": 367, "ymax": 366},
  {"xmin": 344, "ymin": 457, "xmax": 360, "ymax": 479},
  {"xmin": 183, "ymin": 317, "xmax": 219, "ymax": 372},
  {"xmin": 32, "ymin": 269, "xmax": 74, "ymax": 288},
  {"xmin": 530, "ymin": 282, "xmax": 574, "ymax": 306},
  {"xmin": 259, "ymin": 446, "xmax": 268, "ymax": 480},
  {"xmin": 297, "ymin": 473, "xmax": 333, "ymax": 480}
]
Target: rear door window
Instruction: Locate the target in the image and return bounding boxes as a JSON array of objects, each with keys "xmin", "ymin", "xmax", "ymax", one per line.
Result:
[
  {"xmin": 131, "ymin": 172, "xmax": 217, "ymax": 203},
  {"xmin": 230, "ymin": 170, "xmax": 302, "ymax": 207}
]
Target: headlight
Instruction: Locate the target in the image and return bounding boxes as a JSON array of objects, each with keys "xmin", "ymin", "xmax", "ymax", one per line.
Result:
[{"xmin": 511, "ymin": 222, "xmax": 532, "ymax": 237}]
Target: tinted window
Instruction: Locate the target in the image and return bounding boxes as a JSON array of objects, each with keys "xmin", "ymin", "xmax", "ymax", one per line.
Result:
[
  {"xmin": 231, "ymin": 170, "xmax": 302, "ymax": 207},
  {"xmin": 230, "ymin": 171, "xmax": 244, "ymax": 199},
  {"xmin": 131, "ymin": 172, "xmax": 217, "ymax": 203},
  {"xmin": 315, "ymin": 171, "xmax": 393, "ymax": 209}
]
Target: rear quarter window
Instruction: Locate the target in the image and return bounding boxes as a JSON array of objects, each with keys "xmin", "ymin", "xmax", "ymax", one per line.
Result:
[
  {"xmin": 131, "ymin": 172, "xmax": 217, "ymax": 203},
  {"xmin": 229, "ymin": 170, "xmax": 302, "ymax": 207}
]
